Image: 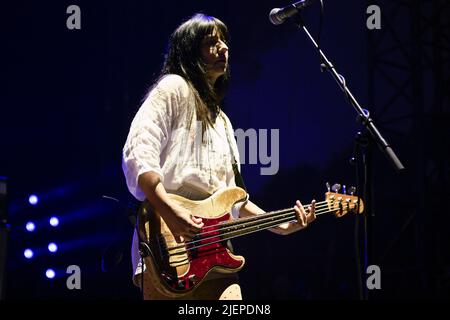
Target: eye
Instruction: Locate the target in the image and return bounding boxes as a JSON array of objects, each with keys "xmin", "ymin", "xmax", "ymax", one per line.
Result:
[{"xmin": 208, "ymin": 40, "xmax": 217, "ymax": 46}]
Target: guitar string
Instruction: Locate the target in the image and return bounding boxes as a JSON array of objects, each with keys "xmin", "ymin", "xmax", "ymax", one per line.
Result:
[
  {"xmin": 200, "ymin": 200, "xmax": 342, "ymax": 232},
  {"xmin": 164, "ymin": 205, "xmax": 351, "ymax": 256},
  {"xmin": 164, "ymin": 202, "xmax": 327, "ymax": 252},
  {"xmin": 185, "ymin": 201, "xmax": 331, "ymax": 240},
  {"xmin": 164, "ymin": 207, "xmax": 337, "ymax": 257},
  {"xmin": 166, "ymin": 199, "xmax": 356, "ymax": 250},
  {"xmin": 165, "ymin": 201, "xmax": 358, "ymax": 253},
  {"xmin": 199, "ymin": 201, "xmax": 324, "ymax": 231},
  {"xmin": 165, "ymin": 214, "xmax": 299, "ymax": 257}
]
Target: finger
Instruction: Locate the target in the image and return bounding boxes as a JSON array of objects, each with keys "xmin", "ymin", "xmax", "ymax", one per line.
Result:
[
  {"xmin": 190, "ymin": 215, "xmax": 204, "ymax": 229},
  {"xmin": 307, "ymin": 200, "xmax": 317, "ymax": 223},
  {"xmin": 296, "ymin": 200, "xmax": 308, "ymax": 217},
  {"xmin": 297, "ymin": 200, "xmax": 310, "ymax": 227},
  {"xmin": 191, "ymin": 215, "xmax": 203, "ymax": 224},
  {"xmin": 294, "ymin": 203, "xmax": 307, "ymax": 227},
  {"xmin": 189, "ymin": 221, "xmax": 204, "ymax": 231}
]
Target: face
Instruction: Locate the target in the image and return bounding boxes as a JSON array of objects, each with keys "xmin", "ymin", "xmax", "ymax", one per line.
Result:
[{"xmin": 200, "ymin": 27, "xmax": 229, "ymax": 84}]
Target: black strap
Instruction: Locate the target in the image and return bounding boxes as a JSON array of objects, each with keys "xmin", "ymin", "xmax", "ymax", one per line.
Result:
[{"xmin": 221, "ymin": 113, "xmax": 247, "ymax": 192}]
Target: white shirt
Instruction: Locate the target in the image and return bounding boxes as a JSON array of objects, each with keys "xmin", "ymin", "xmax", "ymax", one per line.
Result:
[
  {"xmin": 122, "ymin": 74, "xmax": 245, "ymax": 284},
  {"xmin": 122, "ymin": 74, "xmax": 241, "ymax": 201}
]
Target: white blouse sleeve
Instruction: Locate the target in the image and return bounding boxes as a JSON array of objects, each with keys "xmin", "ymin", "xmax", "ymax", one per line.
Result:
[{"xmin": 122, "ymin": 75, "xmax": 189, "ymax": 200}]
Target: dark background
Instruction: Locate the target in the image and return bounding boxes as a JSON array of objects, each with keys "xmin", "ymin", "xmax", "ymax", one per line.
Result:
[{"xmin": 1, "ymin": 0, "xmax": 449, "ymax": 300}]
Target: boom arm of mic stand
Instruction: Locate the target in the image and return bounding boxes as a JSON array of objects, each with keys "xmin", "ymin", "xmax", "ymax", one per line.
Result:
[{"xmin": 294, "ymin": 16, "xmax": 405, "ymax": 172}]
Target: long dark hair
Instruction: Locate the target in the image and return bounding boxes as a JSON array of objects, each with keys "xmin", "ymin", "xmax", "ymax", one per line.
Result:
[{"xmin": 161, "ymin": 13, "xmax": 231, "ymax": 128}]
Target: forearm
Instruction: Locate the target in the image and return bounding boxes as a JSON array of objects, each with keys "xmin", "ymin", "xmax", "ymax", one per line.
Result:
[
  {"xmin": 137, "ymin": 172, "xmax": 203, "ymax": 241},
  {"xmin": 238, "ymin": 200, "xmax": 265, "ymax": 217},
  {"xmin": 137, "ymin": 171, "xmax": 174, "ymax": 217}
]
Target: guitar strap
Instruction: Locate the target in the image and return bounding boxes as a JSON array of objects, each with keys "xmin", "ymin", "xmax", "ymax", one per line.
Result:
[{"xmin": 220, "ymin": 113, "xmax": 247, "ymax": 192}]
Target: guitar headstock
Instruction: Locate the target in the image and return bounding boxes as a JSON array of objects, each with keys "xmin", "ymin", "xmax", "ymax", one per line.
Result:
[{"xmin": 325, "ymin": 183, "xmax": 364, "ymax": 218}]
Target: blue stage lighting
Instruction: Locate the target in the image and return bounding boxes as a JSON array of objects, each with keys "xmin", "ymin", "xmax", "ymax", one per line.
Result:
[
  {"xmin": 49, "ymin": 216, "xmax": 59, "ymax": 227},
  {"xmin": 48, "ymin": 242, "xmax": 58, "ymax": 253},
  {"xmin": 24, "ymin": 249, "xmax": 34, "ymax": 259},
  {"xmin": 25, "ymin": 221, "xmax": 36, "ymax": 232},
  {"xmin": 45, "ymin": 269, "xmax": 55, "ymax": 279},
  {"xmin": 28, "ymin": 194, "xmax": 39, "ymax": 205}
]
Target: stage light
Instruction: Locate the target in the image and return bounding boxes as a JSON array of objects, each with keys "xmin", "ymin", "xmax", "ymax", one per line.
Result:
[
  {"xmin": 25, "ymin": 221, "xmax": 36, "ymax": 232},
  {"xmin": 28, "ymin": 194, "xmax": 39, "ymax": 206},
  {"xmin": 23, "ymin": 249, "xmax": 34, "ymax": 259},
  {"xmin": 48, "ymin": 242, "xmax": 58, "ymax": 253},
  {"xmin": 45, "ymin": 269, "xmax": 55, "ymax": 279},
  {"xmin": 49, "ymin": 216, "xmax": 59, "ymax": 227}
]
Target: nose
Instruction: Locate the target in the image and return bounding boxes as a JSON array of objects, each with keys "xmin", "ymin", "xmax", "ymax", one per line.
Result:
[{"xmin": 217, "ymin": 40, "xmax": 228, "ymax": 55}]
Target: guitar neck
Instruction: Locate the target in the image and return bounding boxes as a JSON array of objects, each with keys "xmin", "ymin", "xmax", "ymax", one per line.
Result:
[
  {"xmin": 215, "ymin": 202, "xmax": 332, "ymax": 241},
  {"xmin": 165, "ymin": 191, "xmax": 362, "ymax": 255}
]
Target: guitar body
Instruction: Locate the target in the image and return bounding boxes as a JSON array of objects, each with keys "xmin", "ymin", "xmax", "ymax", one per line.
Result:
[{"xmin": 138, "ymin": 186, "xmax": 248, "ymax": 298}]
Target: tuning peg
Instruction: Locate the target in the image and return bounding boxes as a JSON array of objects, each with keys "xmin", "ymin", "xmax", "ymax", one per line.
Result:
[
  {"xmin": 349, "ymin": 186, "xmax": 356, "ymax": 195},
  {"xmin": 326, "ymin": 182, "xmax": 331, "ymax": 192},
  {"xmin": 331, "ymin": 183, "xmax": 341, "ymax": 193}
]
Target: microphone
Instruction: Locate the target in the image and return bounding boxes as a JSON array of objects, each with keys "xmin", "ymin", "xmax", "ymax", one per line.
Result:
[{"xmin": 269, "ymin": 0, "xmax": 317, "ymax": 25}]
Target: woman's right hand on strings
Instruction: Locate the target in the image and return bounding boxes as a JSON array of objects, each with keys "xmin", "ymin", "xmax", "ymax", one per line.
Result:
[
  {"xmin": 160, "ymin": 202, "xmax": 204, "ymax": 243},
  {"xmin": 138, "ymin": 172, "xmax": 204, "ymax": 243}
]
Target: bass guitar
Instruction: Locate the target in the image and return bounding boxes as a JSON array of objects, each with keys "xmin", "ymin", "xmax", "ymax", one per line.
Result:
[{"xmin": 137, "ymin": 184, "xmax": 364, "ymax": 297}]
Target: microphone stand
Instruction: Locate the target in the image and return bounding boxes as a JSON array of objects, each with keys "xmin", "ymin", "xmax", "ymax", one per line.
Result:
[{"xmin": 291, "ymin": 15, "xmax": 405, "ymax": 300}]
